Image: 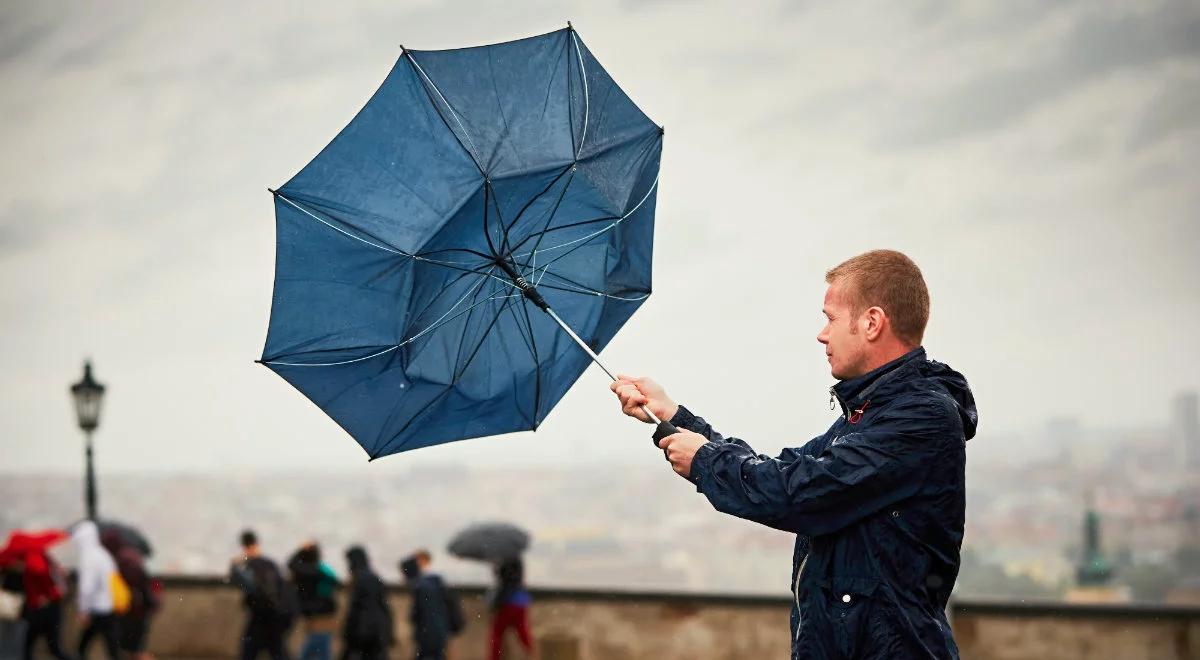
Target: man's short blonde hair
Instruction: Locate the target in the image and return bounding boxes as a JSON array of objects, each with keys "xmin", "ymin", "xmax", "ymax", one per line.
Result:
[{"xmin": 826, "ymin": 249, "xmax": 929, "ymax": 346}]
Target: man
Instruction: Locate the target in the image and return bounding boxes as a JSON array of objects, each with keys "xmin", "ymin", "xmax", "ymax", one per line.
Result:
[
  {"xmin": 612, "ymin": 250, "xmax": 976, "ymax": 659},
  {"xmin": 341, "ymin": 546, "xmax": 393, "ymax": 660},
  {"xmin": 400, "ymin": 550, "xmax": 463, "ymax": 660},
  {"xmin": 229, "ymin": 530, "xmax": 291, "ymax": 660},
  {"xmin": 72, "ymin": 521, "xmax": 120, "ymax": 660}
]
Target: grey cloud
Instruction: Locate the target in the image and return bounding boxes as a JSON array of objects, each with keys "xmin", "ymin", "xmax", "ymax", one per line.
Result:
[
  {"xmin": 883, "ymin": 1, "xmax": 1200, "ymax": 148},
  {"xmin": 1126, "ymin": 79, "xmax": 1200, "ymax": 151},
  {"xmin": 0, "ymin": 16, "xmax": 55, "ymax": 64}
]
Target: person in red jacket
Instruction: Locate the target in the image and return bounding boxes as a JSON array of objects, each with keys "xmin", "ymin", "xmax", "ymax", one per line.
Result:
[{"xmin": 18, "ymin": 549, "xmax": 71, "ymax": 660}]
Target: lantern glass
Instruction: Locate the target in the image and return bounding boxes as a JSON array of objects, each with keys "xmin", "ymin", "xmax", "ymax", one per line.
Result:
[{"xmin": 70, "ymin": 362, "xmax": 105, "ymax": 432}]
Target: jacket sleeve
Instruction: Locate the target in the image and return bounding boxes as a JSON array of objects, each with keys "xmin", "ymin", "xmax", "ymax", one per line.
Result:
[
  {"xmin": 673, "ymin": 405, "xmax": 829, "ymax": 533},
  {"xmin": 672, "ymin": 405, "xmax": 824, "ymax": 462},
  {"xmin": 690, "ymin": 395, "xmax": 955, "ymax": 537}
]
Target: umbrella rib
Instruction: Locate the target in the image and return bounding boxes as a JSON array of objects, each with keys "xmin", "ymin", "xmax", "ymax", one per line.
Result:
[
  {"xmin": 506, "ymin": 265, "xmax": 650, "ymax": 302},
  {"xmin": 536, "ymin": 280, "xmax": 650, "ymax": 303},
  {"xmin": 507, "ymin": 214, "xmax": 618, "ymax": 253},
  {"xmin": 566, "ymin": 31, "xmax": 577, "ymax": 157},
  {"xmin": 277, "ymin": 192, "xmax": 540, "ymax": 296},
  {"xmin": 482, "ymin": 182, "xmax": 501, "ymax": 257},
  {"xmin": 490, "ymin": 303, "xmax": 536, "ymax": 429},
  {"xmin": 513, "ymin": 172, "xmax": 660, "ymax": 260},
  {"xmin": 571, "ymin": 30, "xmax": 590, "ymax": 159},
  {"xmin": 517, "ymin": 298, "xmax": 543, "ymax": 426},
  {"xmin": 516, "ymin": 168, "xmax": 578, "ymax": 275},
  {"xmin": 503, "ymin": 130, "xmax": 660, "ymax": 257},
  {"xmin": 263, "ymin": 274, "xmax": 520, "ymax": 368},
  {"xmin": 406, "ymin": 52, "xmax": 486, "ymax": 174},
  {"xmin": 451, "ymin": 272, "xmax": 506, "ymax": 379},
  {"xmin": 485, "ymin": 181, "xmax": 517, "ymax": 259},
  {"xmin": 373, "ymin": 294, "xmax": 521, "ymax": 458},
  {"xmin": 502, "ymin": 164, "xmax": 573, "ymax": 237}
]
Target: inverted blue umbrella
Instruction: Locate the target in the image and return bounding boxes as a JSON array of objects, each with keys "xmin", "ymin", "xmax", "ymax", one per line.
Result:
[{"xmin": 259, "ymin": 26, "xmax": 674, "ymax": 459}]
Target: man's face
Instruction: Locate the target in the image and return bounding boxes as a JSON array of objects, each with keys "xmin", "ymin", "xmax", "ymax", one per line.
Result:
[{"xmin": 817, "ymin": 282, "xmax": 868, "ymax": 381}]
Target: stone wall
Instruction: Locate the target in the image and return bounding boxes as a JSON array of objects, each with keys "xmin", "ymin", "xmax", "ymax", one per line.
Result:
[{"xmin": 49, "ymin": 577, "xmax": 1200, "ymax": 660}]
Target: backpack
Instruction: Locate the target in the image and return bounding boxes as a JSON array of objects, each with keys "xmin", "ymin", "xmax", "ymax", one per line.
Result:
[
  {"xmin": 243, "ymin": 559, "xmax": 285, "ymax": 617},
  {"xmin": 110, "ymin": 572, "xmax": 132, "ymax": 614},
  {"xmin": 436, "ymin": 577, "xmax": 465, "ymax": 636}
]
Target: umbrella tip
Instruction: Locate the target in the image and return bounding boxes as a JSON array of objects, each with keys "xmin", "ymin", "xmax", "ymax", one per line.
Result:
[
  {"xmin": 659, "ymin": 125, "xmax": 665, "ymax": 135},
  {"xmin": 267, "ymin": 188, "xmax": 278, "ymax": 195},
  {"xmin": 399, "ymin": 44, "xmax": 407, "ymax": 54},
  {"xmin": 567, "ymin": 21, "xmax": 573, "ymax": 30}
]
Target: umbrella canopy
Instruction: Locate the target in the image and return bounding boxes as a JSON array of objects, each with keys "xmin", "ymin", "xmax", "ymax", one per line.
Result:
[
  {"xmin": 260, "ymin": 26, "xmax": 664, "ymax": 459},
  {"xmin": 447, "ymin": 522, "xmax": 530, "ymax": 563},
  {"xmin": 0, "ymin": 529, "xmax": 67, "ymax": 566},
  {"xmin": 97, "ymin": 520, "xmax": 152, "ymax": 558}
]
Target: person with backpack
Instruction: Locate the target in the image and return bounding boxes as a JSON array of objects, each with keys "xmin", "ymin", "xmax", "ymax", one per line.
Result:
[
  {"xmin": 341, "ymin": 546, "xmax": 393, "ymax": 660},
  {"xmin": 229, "ymin": 530, "xmax": 291, "ymax": 660},
  {"xmin": 399, "ymin": 551, "xmax": 463, "ymax": 660},
  {"xmin": 287, "ymin": 542, "xmax": 339, "ymax": 660},
  {"xmin": 72, "ymin": 521, "xmax": 120, "ymax": 660},
  {"xmin": 487, "ymin": 558, "xmax": 535, "ymax": 660},
  {"xmin": 102, "ymin": 527, "xmax": 160, "ymax": 660}
]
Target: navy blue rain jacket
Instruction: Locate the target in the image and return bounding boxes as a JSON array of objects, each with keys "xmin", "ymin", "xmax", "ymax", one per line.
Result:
[{"xmin": 681, "ymin": 347, "xmax": 976, "ymax": 659}]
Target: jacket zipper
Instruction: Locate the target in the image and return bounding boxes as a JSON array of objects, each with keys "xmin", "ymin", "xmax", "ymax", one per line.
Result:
[
  {"xmin": 830, "ymin": 387, "xmax": 849, "ymax": 420},
  {"xmin": 793, "ymin": 553, "xmax": 808, "ymax": 643}
]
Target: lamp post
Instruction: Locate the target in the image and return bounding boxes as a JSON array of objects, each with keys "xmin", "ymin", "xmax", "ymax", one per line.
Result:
[{"xmin": 70, "ymin": 361, "xmax": 105, "ymax": 521}]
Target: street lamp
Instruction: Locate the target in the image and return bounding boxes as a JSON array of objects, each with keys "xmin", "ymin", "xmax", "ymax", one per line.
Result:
[{"xmin": 70, "ymin": 361, "xmax": 105, "ymax": 521}]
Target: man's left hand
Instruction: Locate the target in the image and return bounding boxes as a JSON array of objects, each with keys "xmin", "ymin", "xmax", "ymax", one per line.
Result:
[{"xmin": 658, "ymin": 429, "xmax": 707, "ymax": 479}]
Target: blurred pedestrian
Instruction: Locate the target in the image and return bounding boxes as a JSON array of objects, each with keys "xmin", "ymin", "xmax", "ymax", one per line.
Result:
[
  {"xmin": 72, "ymin": 520, "xmax": 120, "ymax": 660},
  {"xmin": 400, "ymin": 550, "xmax": 463, "ymax": 660},
  {"xmin": 288, "ymin": 542, "xmax": 339, "ymax": 660},
  {"xmin": 101, "ymin": 527, "xmax": 159, "ymax": 660},
  {"xmin": 229, "ymin": 530, "xmax": 291, "ymax": 660},
  {"xmin": 487, "ymin": 558, "xmax": 534, "ymax": 660},
  {"xmin": 341, "ymin": 546, "xmax": 393, "ymax": 660},
  {"xmin": 4, "ymin": 544, "xmax": 70, "ymax": 660}
]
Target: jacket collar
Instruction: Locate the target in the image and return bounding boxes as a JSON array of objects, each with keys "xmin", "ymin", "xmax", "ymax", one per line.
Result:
[{"xmin": 830, "ymin": 347, "xmax": 925, "ymax": 418}]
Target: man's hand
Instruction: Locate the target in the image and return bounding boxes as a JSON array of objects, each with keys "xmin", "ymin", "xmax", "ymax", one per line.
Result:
[
  {"xmin": 659, "ymin": 429, "xmax": 707, "ymax": 478},
  {"xmin": 610, "ymin": 375, "xmax": 678, "ymax": 424}
]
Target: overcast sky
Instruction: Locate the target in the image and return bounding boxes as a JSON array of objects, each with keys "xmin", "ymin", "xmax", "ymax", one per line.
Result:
[{"xmin": 2, "ymin": 0, "xmax": 1198, "ymax": 475}]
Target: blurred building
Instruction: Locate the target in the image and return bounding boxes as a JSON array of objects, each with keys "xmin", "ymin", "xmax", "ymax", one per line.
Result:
[{"xmin": 1173, "ymin": 391, "xmax": 1199, "ymax": 470}]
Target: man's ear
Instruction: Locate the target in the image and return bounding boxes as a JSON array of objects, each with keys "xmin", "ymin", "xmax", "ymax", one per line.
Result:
[{"xmin": 863, "ymin": 306, "xmax": 887, "ymax": 341}]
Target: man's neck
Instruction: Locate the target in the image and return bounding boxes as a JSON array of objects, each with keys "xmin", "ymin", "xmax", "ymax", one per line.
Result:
[{"xmin": 860, "ymin": 343, "xmax": 918, "ymax": 374}]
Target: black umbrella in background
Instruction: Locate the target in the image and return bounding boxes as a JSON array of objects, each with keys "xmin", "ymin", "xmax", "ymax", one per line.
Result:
[
  {"xmin": 98, "ymin": 520, "xmax": 152, "ymax": 558},
  {"xmin": 447, "ymin": 522, "xmax": 529, "ymax": 563}
]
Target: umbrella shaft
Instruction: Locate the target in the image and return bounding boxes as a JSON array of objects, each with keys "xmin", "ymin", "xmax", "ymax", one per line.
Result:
[{"xmin": 542, "ymin": 307, "xmax": 662, "ymax": 425}]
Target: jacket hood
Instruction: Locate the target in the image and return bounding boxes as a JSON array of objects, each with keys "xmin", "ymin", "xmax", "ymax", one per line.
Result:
[
  {"xmin": 832, "ymin": 347, "xmax": 977, "ymax": 441},
  {"xmin": 71, "ymin": 520, "xmax": 102, "ymax": 550},
  {"xmin": 917, "ymin": 357, "xmax": 978, "ymax": 441}
]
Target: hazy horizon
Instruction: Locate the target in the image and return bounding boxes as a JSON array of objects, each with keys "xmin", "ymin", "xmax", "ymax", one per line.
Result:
[{"xmin": 3, "ymin": 0, "xmax": 1198, "ymax": 474}]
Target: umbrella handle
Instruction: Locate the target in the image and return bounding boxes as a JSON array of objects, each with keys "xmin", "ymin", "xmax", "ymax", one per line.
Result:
[{"xmin": 651, "ymin": 420, "xmax": 678, "ymax": 446}]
